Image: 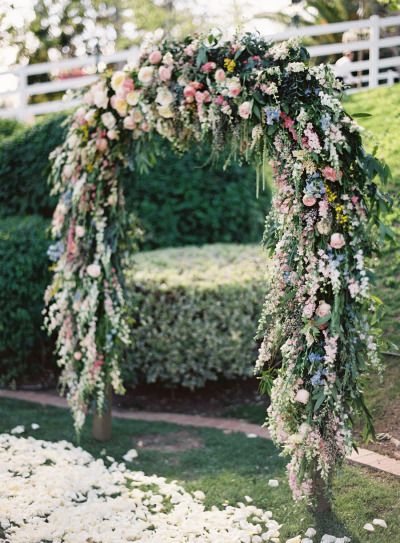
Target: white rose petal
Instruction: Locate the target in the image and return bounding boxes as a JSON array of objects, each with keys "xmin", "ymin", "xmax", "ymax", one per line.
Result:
[
  {"xmin": 372, "ymin": 518, "xmax": 387, "ymax": 529},
  {"xmin": 268, "ymin": 479, "xmax": 279, "ymax": 488},
  {"xmin": 31, "ymin": 423, "xmax": 40, "ymax": 430},
  {"xmin": 305, "ymin": 527, "xmax": 316, "ymax": 538},
  {"xmin": 122, "ymin": 449, "xmax": 138, "ymax": 462},
  {"xmin": 363, "ymin": 523, "xmax": 375, "ymax": 532},
  {"xmin": 246, "ymin": 433, "xmax": 258, "ymax": 438},
  {"xmin": 320, "ymin": 535, "xmax": 337, "ymax": 543},
  {"xmin": 10, "ymin": 425, "xmax": 25, "ymax": 435}
]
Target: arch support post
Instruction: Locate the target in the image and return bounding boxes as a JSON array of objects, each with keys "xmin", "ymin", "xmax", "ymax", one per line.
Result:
[
  {"xmin": 311, "ymin": 470, "xmax": 332, "ymax": 514},
  {"xmin": 92, "ymin": 384, "xmax": 112, "ymax": 441}
]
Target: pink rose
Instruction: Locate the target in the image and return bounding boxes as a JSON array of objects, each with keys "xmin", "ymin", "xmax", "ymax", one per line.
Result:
[
  {"xmin": 122, "ymin": 77, "xmax": 134, "ymax": 92},
  {"xmin": 315, "ymin": 300, "xmax": 331, "ymax": 319},
  {"xmin": 201, "ymin": 61, "xmax": 216, "ymax": 73},
  {"xmin": 75, "ymin": 225, "xmax": 85, "ymax": 238},
  {"xmin": 215, "ymin": 68, "xmax": 226, "ymax": 82},
  {"xmin": 302, "ymin": 194, "xmax": 316, "ymax": 207},
  {"xmin": 184, "ymin": 44, "xmax": 195, "ymax": 56},
  {"xmin": 149, "ymin": 50, "xmax": 162, "ymax": 64},
  {"xmin": 227, "ymin": 77, "xmax": 241, "ymax": 97},
  {"xmin": 96, "ymin": 138, "xmax": 108, "ymax": 152},
  {"xmin": 123, "ymin": 116, "xmax": 136, "ymax": 130},
  {"xmin": 87, "ymin": 263, "xmax": 101, "ymax": 278},
  {"xmin": 330, "ymin": 232, "xmax": 345, "ymax": 249},
  {"xmin": 183, "ymin": 85, "xmax": 196, "ymax": 103},
  {"xmin": 322, "ymin": 166, "xmax": 341, "ymax": 182},
  {"xmin": 238, "ymin": 101, "xmax": 252, "ymax": 119},
  {"xmin": 295, "ymin": 389, "xmax": 310, "ymax": 404},
  {"xmin": 195, "ymin": 90, "xmax": 211, "ymax": 103},
  {"xmin": 74, "ymin": 352, "xmax": 82, "ymax": 361},
  {"xmin": 158, "ymin": 66, "xmax": 172, "ymax": 82}
]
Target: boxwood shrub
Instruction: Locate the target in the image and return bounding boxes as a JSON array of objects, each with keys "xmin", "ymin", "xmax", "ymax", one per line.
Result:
[
  {"xmin": 123, "ymin": 244, "xmax": 267, "ymax": 389},
  {"xmin": 0, "ymin": 215, "xmax": 53, "ymax": 385}
]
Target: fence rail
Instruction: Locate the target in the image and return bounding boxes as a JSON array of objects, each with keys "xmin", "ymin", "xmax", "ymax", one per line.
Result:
[{"xmin": 1, "ymin": 14, "xmax": 399, "ymax": 121}]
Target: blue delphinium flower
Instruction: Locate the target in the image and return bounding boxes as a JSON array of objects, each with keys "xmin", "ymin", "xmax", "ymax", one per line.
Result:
[
  {"xmin": 264, "ymin": 106, "xmax": 280, "ymax": 125},
  {"xmin": 320, "ymin": 113, "xmax": 331, "ymax": 132},
  {"xmin": 308, "ymin": 352, "xmax": 323, "ymax": 363},
  {"xmin": 311, "ymin": 370, "xmax": 324, "ymax": 386},
  {"xmin": 47, "ymin": 240, "xmax": 64, "ymax": 262}
]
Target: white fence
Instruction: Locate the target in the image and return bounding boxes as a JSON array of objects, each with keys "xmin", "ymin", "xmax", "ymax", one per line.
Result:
[{"xmin": 1, "ymin": 14, "xmax": 400, "ymax": 121}]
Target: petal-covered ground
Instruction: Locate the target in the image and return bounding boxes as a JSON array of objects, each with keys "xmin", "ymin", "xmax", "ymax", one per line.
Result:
[{"xmin": 0, "ymin": 433, "xmax": 288, "ymax": 543}]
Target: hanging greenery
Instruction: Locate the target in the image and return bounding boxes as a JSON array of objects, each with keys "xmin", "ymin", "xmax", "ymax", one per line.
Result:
[{"xmin": 44, "ymin": 31, "xmax": 392, "ymax": 500}]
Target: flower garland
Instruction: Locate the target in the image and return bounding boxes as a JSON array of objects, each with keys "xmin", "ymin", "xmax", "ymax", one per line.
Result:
[{"xmin": 45, "ymin": 31, "xmax": 391, "ymax": 499}]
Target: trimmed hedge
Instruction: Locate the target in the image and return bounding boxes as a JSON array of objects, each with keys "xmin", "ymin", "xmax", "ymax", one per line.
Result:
[
  {"xmin": 0, "ymin": 115, "xmax": 68, "ymax": 217},
  {"xmin": 123, "ymin": 244, "xmax": 266, "ymax": 389},
  {"xmin": 0, "ymin": 215, "xmax": 53, "ymax": 385},
  {"xmin": 0, "ymin": 115, "xmax": 271, "ymax": 247}
]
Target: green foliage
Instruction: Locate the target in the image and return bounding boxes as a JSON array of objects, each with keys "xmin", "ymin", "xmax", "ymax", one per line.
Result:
[
  {"xmin": 0, "ymin": 113, "xmax": 68, "ymax": 217},
  {"xmin": 0, "ymin": 115, "xmax": 270, "ymax": 246},
  {"xmin": 123, "ymin": 142, "xmax": 270, "ymax": 248},
  {"xmin": 0, "ymin": 215, "xmax": 52, "ymax": 385},
  {"xmin": 0, "ymin": 118, "xmax": 24, "ymax": 139},
  {"xmin": 122, "ymin": 244, "xmax": 266, "ymax": 388}
]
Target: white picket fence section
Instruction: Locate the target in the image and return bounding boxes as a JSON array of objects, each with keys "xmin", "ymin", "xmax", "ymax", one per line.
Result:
[{"xmin": 1, "ymin": 14, "xmax": 399, "ymax": 121}]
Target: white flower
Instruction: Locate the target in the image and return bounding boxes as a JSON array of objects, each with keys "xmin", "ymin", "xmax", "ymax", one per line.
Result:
[
  {"xmin": 156, "ymin": 87, "xmax": 174, "ymax": 106},
  {"xmin": 287, "ymin": 62, "xmax": 305, "ymax": 73},
  {"xmin": 75, "ymin": 225, "xmax": 85, "ymax": 238},
  {"xmin": 126, "ymin": 90, "xmax": 141, "ymax": 106},
  {"xmin": 268, "ymin": 479, "xmax": 279, "ymax": 488},
  {"xmin": 10, "ymin": 425, "xmax": 25, "ymax": 435},
  {"xmin": 110, "ymin": 70, "xmax": 126, "ymax": 91},
  {"xmin": 294, "ymin": 389, "xmax": 309, "ymax": 404},
  {"xmin": 238, "ymin": 101, "xmax": 252, "ymax": 119},
  {"xmin": 138, "ymin": 66, "xmax": 154, "ymax": 85},
  {"xmin": 122, "ymin": 448, "xmax": 138, "ymax": 462},
  {"xmin": 162, "ymin": 51, "xmax": 174, "ymax": 65},
  {"xmin": 101, "ymin": 112, "xmax": 117, "ymax": 130},
  {"xmin": 93, "ymin": 85, "xmax": 109, "ymax": 109},
  {"xmin": 87, "ymin": 263, "xmax": 101, "ymax": 278},
  {"xmin": 157, "ymin": 104, "xmax": 174, "ymax": 118}
]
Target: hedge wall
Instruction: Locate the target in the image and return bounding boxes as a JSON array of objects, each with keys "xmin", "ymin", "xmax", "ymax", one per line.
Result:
[
  {"xmin": 123, "ymin": 244, "xmax": 266, "ymax": 389},
  {"xmin": 0, "ymin": 224, "xmax": 266, "ymax": 388},
  {"xmin": 0, "ymin": 215, "xmax": 53, "ymax": 385},
  {"xmin": 0, "ymin": 117, "xmax": 270, "ymax": 248}
]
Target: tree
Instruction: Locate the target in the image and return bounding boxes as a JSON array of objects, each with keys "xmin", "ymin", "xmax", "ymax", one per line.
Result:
[
  {"xmin": 254, "ymin": 1, "xmax": 392, "ymax": 45},
  {"xmin": 0, "ymin": 0, "xmax": 202, "ymax": 68}
]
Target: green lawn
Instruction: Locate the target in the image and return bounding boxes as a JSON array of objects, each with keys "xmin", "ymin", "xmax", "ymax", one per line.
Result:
[{"xmin": 1, "ymin": 397, "xmax": 399, "ymax": 542}]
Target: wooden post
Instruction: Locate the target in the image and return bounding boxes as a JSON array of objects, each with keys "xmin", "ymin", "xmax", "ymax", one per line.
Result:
[
  {"xmin": 92, "ymin": 384, "xmax": 112, "ymax": 441},
  {"xmin": 311, "ymin": 469, "xmax": 332, "ymax": 513}
]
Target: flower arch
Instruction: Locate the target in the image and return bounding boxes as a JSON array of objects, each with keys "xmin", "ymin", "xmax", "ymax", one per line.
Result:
[{"xmin": 45, "ymin": 32, "xmax": 390, "ymax": 500}]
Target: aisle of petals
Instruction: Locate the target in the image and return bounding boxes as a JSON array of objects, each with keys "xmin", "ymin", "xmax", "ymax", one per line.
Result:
[{"xmin": 0, "ymin": 433, "xmax": 287, "ymax": 543}]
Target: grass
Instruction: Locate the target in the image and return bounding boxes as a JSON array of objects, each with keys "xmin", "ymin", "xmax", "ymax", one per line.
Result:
[{"xmin": 1, "ymin": 397, "xmax": 399, "ymax": 542}]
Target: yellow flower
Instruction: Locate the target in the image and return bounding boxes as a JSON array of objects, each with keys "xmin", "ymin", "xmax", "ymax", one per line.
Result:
[
  {"xmin": 223, "ymin": 58, "xmax": 236, "ymax": 72},
  {"xmin": 87, "ymin": 164, "xmax": 94, "ymax": 173}
]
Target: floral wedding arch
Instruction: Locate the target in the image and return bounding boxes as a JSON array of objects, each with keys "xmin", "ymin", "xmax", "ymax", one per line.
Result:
[{"xmin": 45, "ymin": 32, "xmax": 390, "ymax": 500}]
